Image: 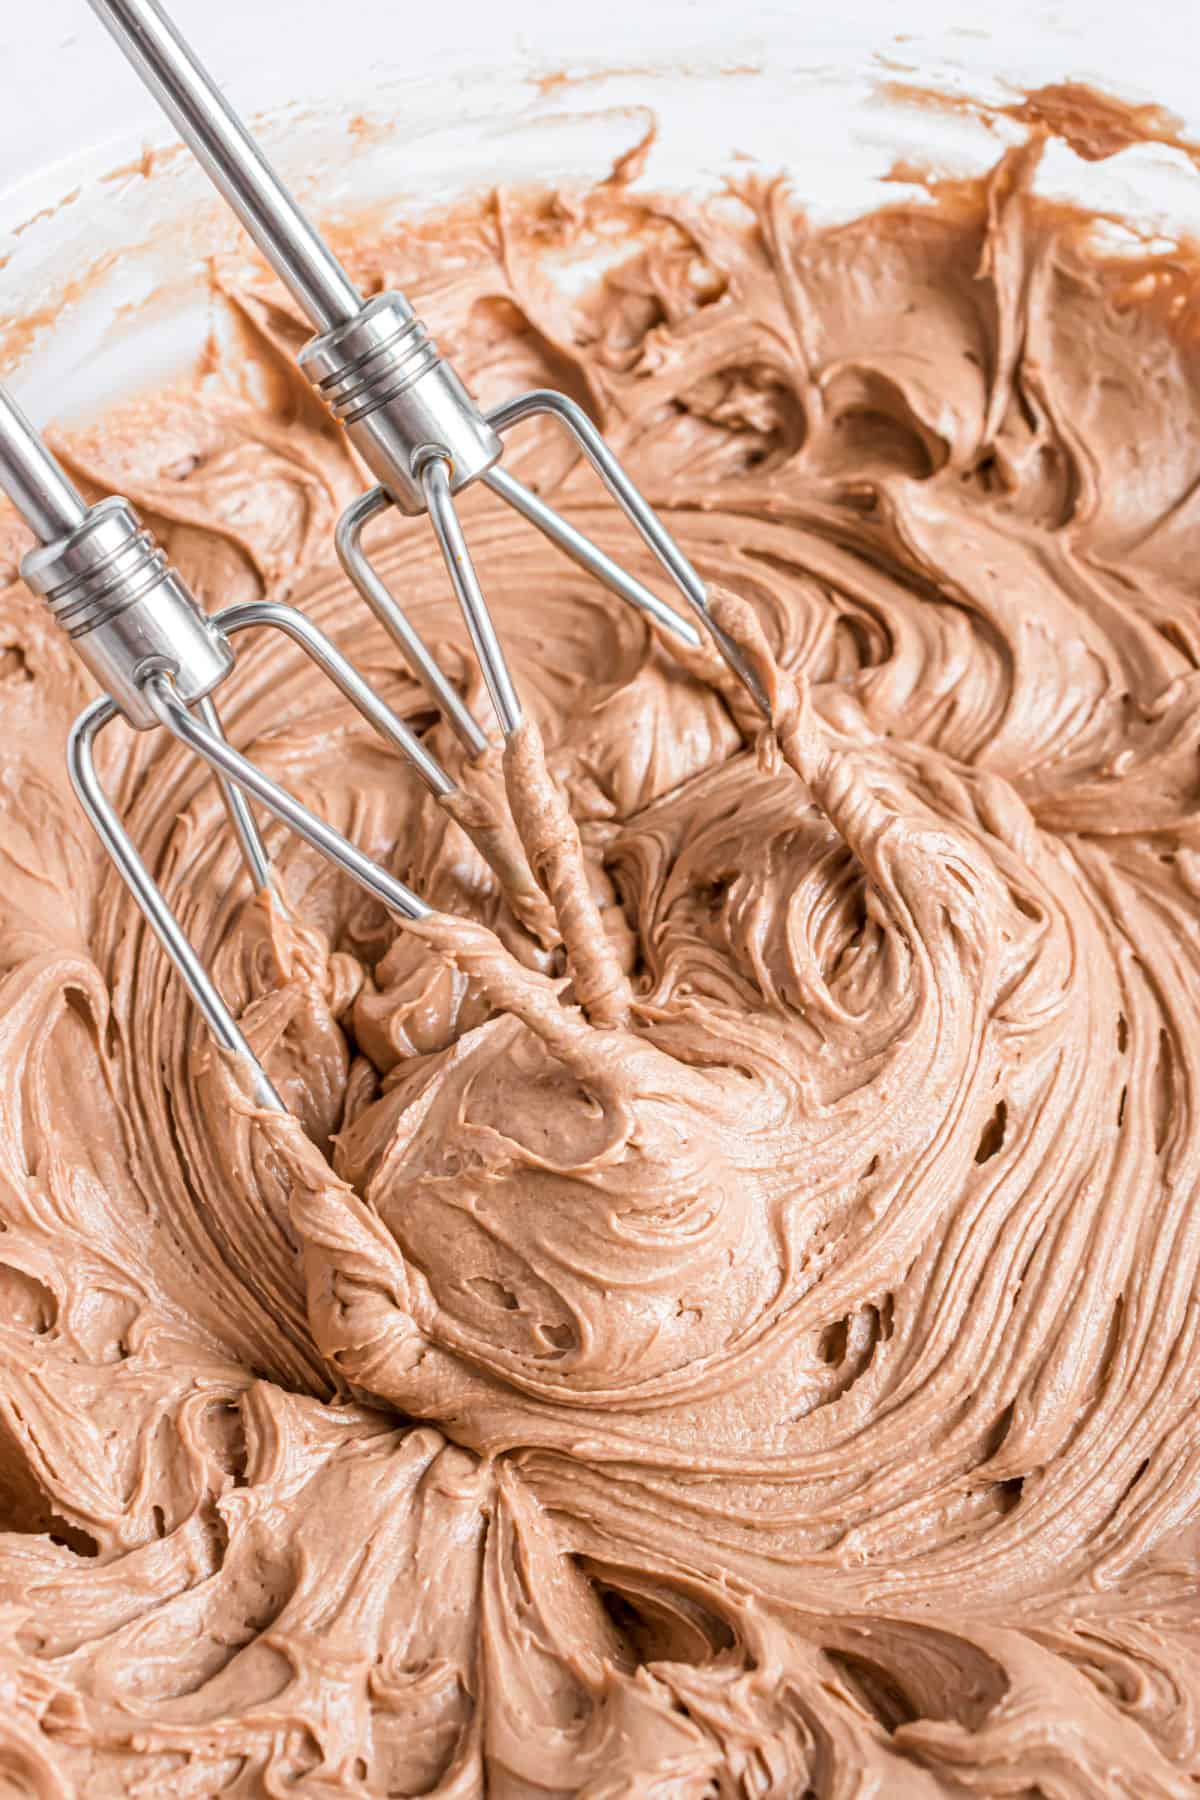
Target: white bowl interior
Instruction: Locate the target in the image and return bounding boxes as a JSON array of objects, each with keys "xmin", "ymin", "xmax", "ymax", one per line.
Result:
[{"xmin": 3, "ymin": 0, "xmax": 1200, "ymax": 424}]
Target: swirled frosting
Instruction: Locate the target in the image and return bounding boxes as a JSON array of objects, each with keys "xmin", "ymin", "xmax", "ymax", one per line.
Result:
[{"xmin": 1, "ymin": 108, "xmax": 1199, "ymax": 1796}]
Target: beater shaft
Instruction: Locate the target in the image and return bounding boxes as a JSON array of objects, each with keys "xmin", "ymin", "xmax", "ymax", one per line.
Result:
[
  {"xmin": 85, "ymin": 0, "xmax": 360, "ymax": 334},
  {"xmin": 0, "ymin": 391, "xmax": 88, "ymax": 540}
]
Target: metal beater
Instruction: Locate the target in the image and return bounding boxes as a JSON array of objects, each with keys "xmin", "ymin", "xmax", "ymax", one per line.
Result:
[
  {"xmin": 0, "ymin": 384, "xmax": 515, "ymax": 1113},
  {"xmin": 0, "ymin": 0, "xmax": 775, "ymax": 1101},
  {"xmin": 82, "ymin": 0, "xmax": 772, "ymax": 757}
]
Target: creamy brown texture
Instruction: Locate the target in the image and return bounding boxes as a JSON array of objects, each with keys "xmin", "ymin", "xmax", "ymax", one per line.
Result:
[{"xmin": 0, "ymin": 112, "xmax": 1199, "ymax": 1796}]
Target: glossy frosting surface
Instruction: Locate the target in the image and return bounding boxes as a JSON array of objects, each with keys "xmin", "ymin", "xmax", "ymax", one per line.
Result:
[{"xmin": 1, "ymin": 115, "xmax": 1199, "ymax": 1795}]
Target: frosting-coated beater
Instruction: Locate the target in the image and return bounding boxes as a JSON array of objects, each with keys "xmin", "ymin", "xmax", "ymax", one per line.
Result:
[
  {"xmin": 0, "ymin": 385, "xmax": 508, "ymax": 1112},
  {"xmin": 83, "ymin": 0, "xmax": 773, "ymax": 740}
]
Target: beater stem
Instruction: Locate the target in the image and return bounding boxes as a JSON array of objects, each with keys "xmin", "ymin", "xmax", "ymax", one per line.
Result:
[
  {"xmin": 0, "ymin": 390, "xmax": 88, "ymax": 543},
  {"xmin": 85, "ymin": 0, "xmax": 362, "ymax": 334}
]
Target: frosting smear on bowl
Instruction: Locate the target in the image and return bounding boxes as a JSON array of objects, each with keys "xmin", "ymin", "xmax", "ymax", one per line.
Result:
[{"xmin": 1, "ymin": 115, "xmax": 1199, "ymax": 1796}]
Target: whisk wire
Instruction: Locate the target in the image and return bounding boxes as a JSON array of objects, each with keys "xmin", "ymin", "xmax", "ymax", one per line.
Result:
[
  {"xmin": 488, "ymin": 388, "xmax": 770, "ymax": 712},
  {"xmin": 335, "ymin": 383, "xmax": 769, "ymax": 766},
  {"xmin": 197, "ymin": 696, "xmax": 276, "ymax": 896},
  {"xmin": 335, "ymin": 487, "xmax": 490, "ymax": 761},
  {"xmin": 420, "ymin": 454, "xmax": 524, "ymax": 740},
  {"xmin": 67, "ymin": 698, "xmax": 286, "ymax": 1112},
  {"xmin": 144, "ymin": 604, "xmax": 437, "ymax": 925},
  {"xmin": 481, "ymin": 462, "xmax": 701, "ymax": 643}
]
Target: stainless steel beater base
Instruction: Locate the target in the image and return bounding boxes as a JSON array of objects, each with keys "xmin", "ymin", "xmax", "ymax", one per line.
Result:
[
  {"xmin": 299, "ymin": 293, "xmax": 503, "ymax": 514},
  {"xmin": 22, "ymin": 495, "xmax": 233, "ymax": 728}
]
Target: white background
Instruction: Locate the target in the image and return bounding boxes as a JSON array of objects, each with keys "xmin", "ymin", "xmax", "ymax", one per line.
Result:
[{"xmin": 4, "ymin": 0, "xmax": 1199, "ymax": 198}]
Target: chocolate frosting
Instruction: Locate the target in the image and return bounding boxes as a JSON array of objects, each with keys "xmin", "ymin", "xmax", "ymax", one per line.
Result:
[{"xmin": 1, "ymin": 112, "xmax": 1199, "ymax": 1795}]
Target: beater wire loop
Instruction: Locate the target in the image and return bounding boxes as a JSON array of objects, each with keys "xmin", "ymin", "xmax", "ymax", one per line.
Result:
[{"xmin": 67, "ymin": 698, "xmax": 285, "ymax": 1112}]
